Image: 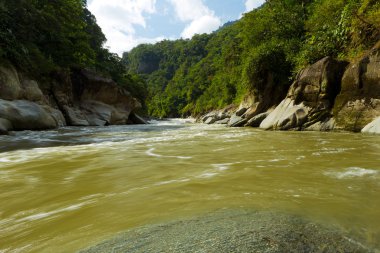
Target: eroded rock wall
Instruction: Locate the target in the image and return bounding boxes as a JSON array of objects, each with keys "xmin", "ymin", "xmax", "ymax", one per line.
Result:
[{"xmin": 0, "ymin": 64, "xmax": 144, "ymax": 134}]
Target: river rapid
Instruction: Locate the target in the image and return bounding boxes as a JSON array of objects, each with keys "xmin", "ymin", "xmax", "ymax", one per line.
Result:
[{"xmin": 0, "ymin": 119, "xmax": 379, "ymax": 252}]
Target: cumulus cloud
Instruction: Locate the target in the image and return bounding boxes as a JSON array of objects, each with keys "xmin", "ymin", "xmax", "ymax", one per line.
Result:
[
  {"xmin": 245, "ymin": 0, "xmax": 265, "ymax": 12},
  {"xmin": 88, "ymin": 0, "xmax": 163, "ymax": 55},
  {"xmin": 169, "ymin": 0, "xmax": 221, "ymax": 39}
]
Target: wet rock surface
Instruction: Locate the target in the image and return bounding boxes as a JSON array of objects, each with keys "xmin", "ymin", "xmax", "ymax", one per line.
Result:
[{"xmin": 80, "ymin": 209, "xmax": 373, "ymax": 253}]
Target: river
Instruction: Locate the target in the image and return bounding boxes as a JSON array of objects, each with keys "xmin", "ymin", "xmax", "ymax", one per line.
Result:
[{"xmin": 0, "ymin": 119, "xmax": 379, "ymax": 252}]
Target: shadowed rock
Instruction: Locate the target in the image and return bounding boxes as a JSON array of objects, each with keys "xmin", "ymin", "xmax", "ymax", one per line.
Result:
[{"xmin": 334, "ymin": 42, "xmax": 380, "ymax": 132}]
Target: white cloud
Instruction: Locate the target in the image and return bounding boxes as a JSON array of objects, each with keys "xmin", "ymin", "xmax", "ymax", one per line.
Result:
[
  {"xmin": 245, "ymin": 0, "xmax": 265, "ymax": 12},
  {"xmin": 88, "ymin": 0, "xmax": 163, "ymax": 55},
  {"xmin": 169, "ymin": 0, "xmax": 221, "ymax": 39},
  {"xmin": 181, "ymin": 15, "xmax": 221, "ymax": 39}
]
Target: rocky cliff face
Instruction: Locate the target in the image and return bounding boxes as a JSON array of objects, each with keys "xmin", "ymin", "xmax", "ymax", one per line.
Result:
[
  {"xmin": 0, "ymin": 65, "xmax": 145, "ymax": 135},
  {"xmin": 333, "ymin": 41, "xmax": 380, "ymax": 132},
  {"xmin": 201, "ymin": 41, "xmax": 380, "ymax": 134},
  {"xmin": 260, "ymin": 57, "xmax": 347, "ymax": 131}
]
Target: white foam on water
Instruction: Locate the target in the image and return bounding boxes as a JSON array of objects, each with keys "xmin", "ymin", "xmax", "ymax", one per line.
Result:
[
  {"xmin": 324, "ymin": 167, "xmax": 378, "ymax": 179},
  {"xmin": 18, "ymin": 200, "xmax": 94, "ymax": 222},
  {"xmin": 145, "ymin": 148, "xmax": 192, "ymax": 160},
  {"xmin": 312, "ymin": 147, "xmax": 355, "ymax": 156},
  {"xmin": 212, "ymin": 163, "xmax": 234, "ymax": 171},
  {"xmin": 198, "ymin": 172, "xmax": 219, "ymax": 179},
  {"xmin": 269, "ymin": 158, "xmax": 285, "ymax": 162},
  {"xmin": 154, "ymin": 178, "xmax": 190, "ymax": 186},
  {"xmin": 146, "ymin": 148, "xmax": 162, "ymax": 157}
]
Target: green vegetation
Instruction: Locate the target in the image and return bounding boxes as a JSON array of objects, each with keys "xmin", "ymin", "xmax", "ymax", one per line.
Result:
[
  {"xmin": 0, "ymin": 0, "xmax": 145, "ymax": 102},
  {"xmin": 1, "ymin": 0, "xmax": 378, "ymax": 117},
  {"xmin": 124, "ymin": 0, "xmax": 380, "ymax": 118}
]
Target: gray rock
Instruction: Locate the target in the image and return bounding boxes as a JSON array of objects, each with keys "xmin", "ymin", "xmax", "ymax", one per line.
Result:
[
  {"xmin": 305, "ymin": 118, "xmax": 336, "ymax": 131},
  {"xmin": 0, "ymin": 99, "xmax": 57, "ymax": 130},
  {"xmin": 215, "ymin": 118, "xmax": 230, "ymax": 124},
  {"xmin": 204, "ymin": 117, "xmax": 217, "ymax": 124},
  {"xmin": 245, "ymin": 112, "xmax": 269, "ymax": 127},
  {"xmin": 80, "ymin": 100, "xmax": 114, "ymax": 126},
  {"xmin": 241, "ymin": 107, "xmax": 257, "ymax": 120},
  {"xmin": 0, "ymin": 118, "xmax": 13, "ymax": 135},
  {"xmin": 0, "ymin": 65, "xmax": 22, "ymax": 100},
  {"xmin": 21, "ymin": 79, "xmax": 45, "ymax": 102},
  {"xmin": 260, "ymin": 99, "xmax": 310, "ymax": 130},
  {"xmin": 362, "ymin": 117, "xmax": 380, "ymax": 134},
  {"xmin": 128, "ymin": 113, "xmax": 148, "ymax": 125},
  {"xmin": 235, "ymin": 107, "xmax": 248, "ymax": 117},
  {"xmin": 228, "ymin": 114, "xmax": 247, "ymax": 127},
  {"xmin": 43, "ymin": 106, "xmax": 66, "ymax": 127},
  {"xmin": 64, "ymin": 106, "xmax": 89, "ymax": 126}
]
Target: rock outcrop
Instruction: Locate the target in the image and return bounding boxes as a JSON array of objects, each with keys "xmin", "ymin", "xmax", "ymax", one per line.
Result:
[
  {"xmin": 260, "ymin": 57, "xmax": 347, "ymax": 130},
  {"xmin": 199, "ymin": 46, "xmax": 380, "ymax": 135},
  {"xmin": 0, "ymin": 65, "xmax": 65, "ymax": 132},
  {"xmin": 0, "ymin": 99, "xmax": 57, "ymax": 130},
  {"xmin": 333, "ymin": 42, "xmax": 380, "ymax": 132},
  {"xmin": 244, "ymin": 112, "xmax": 270, "ymax": 127},
  {"xmin": 0, "ymin": 64, "xmax": 145, "ymax": 134},
  {"xmin": 361, "ymin": 117, "xmax": 380, "ymax": 134}
]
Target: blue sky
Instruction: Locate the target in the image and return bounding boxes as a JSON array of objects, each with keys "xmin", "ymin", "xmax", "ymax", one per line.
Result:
[{"xmin": 87, "ymin": 0, "xmax": 265, "ymax": 55}]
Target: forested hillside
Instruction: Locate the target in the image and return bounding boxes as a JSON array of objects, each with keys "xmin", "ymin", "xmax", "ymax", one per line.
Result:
[
  {"xmin": 123, "ymin": 0, "xmax": 380, "ymax": 118},
  {"xmin": 0, "ymin": 0, "xmax": 145, "ymax": 100}
]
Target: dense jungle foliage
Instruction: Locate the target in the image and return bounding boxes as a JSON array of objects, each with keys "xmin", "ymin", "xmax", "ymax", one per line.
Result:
[
  {"xmin": 0, "ymin": 0, "xmax": 146, "ymax": 101},
  {"xmin": 124, "ymin": 0, "xmax": 380, "ymax": 118},
  {"xmin": 0, "ymin": 0, "xmax": 379, "ymax": 116}
]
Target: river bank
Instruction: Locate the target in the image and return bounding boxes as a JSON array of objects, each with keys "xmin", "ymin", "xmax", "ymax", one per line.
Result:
[
  {"xmin": 3, "ymin": 41, "xmax": 379, "ymax": 136},
  {"xmin": 198, "ymin": 42, "xmax": 380, "ymax": 135}
]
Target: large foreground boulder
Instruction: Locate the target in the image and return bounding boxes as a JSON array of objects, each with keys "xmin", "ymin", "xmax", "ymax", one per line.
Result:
[
  {"xmin": 80, "ymin": 209, "xmax": 373, "ymax": 253},
  {"xmin": 0, "ymin": 99, "xmax": 57, "ymax": 130},
  {"xmin": 333, "ymin": 42, "xmax": 380, "ymax": 131}
]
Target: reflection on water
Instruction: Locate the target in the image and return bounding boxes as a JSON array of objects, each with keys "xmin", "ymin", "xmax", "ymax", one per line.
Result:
[{"xmin": 0, "ymin": 119, "xmax": 379, "ymax": 252}]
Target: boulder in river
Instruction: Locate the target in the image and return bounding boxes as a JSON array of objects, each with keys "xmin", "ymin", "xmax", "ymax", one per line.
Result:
[
  {"xmin": 215, "ymin": 118, "xmax": 230, "ymax": 124},
  {"xmin": 0, "ymin": 99, "xmax": 57, "ymax": 130},
  {"xmin": 128, "ymin": 113, "xmax": 148, "ymax": 125},
  {"xmin": 362, "ymin": 117, "xmax": 380, "ymax": 134},
  {"xmin": 204, "ymin": 116, "xmax": 217, "ymax": 124},
  {"xmin": 260, "ymin": 99, "xmax": 309, "ymax": 130},
  {"xmin": 228, "ymin": 114, "xmax": 247, "ymax": 127},
  {"xmin": 0, "ymin": 118, "xmax": 12, "ymax": 135},
  {"xmin": 245, "ymin": 112, "xmax": 270, "ymax": 127},
  {"xmin": 235, "ymin": 107, "xmax": 248, "ymax": 117}
]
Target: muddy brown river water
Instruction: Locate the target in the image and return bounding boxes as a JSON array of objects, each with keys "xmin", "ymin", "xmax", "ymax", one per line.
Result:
[{"xmin": 0, "ymin": 119, "xmax": 379, "ymax": 252}]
